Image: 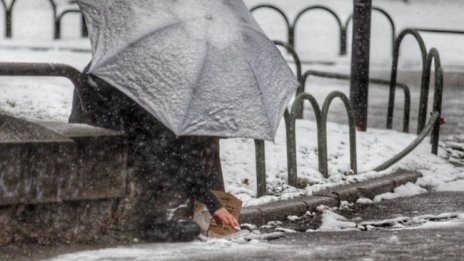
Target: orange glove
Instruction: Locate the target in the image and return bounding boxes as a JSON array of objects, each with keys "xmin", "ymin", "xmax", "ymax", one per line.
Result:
[{"xmin": 213, "ymin": 207, "xmax": 240, "ymax": 231}]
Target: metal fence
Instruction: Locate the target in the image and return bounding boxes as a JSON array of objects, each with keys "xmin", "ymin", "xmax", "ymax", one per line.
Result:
[
  {"xmin": 253, "ymin": 30, "xmax": 444, "ymax": 197},
  {"xmin": 250, "ymin": 4, "xmax": 395, "ymax": 56},
  {"xmin": 0, "ymin": 0, "xmax": 86, "ymax": 39}
]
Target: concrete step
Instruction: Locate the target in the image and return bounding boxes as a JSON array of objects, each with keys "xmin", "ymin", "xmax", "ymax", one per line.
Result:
[{"xmin": 0, "ymin": 115, "xmax": 127, "ymax": 206}]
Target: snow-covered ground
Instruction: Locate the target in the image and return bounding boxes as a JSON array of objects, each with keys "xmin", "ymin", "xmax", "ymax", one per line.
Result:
[{"xmin": 0, "ymin": 0, "xmax": 463, "ymax": 207}]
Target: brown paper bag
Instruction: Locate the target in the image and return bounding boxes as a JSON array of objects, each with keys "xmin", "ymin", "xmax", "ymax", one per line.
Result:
[{"xmin": 193, "ymin": 190, "xmax": 242, "ymax": 237}]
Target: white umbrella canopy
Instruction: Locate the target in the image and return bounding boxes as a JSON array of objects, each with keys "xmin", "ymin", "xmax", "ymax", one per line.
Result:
[{"xmin": 77, "ymin": 0, "xmax": 298, "ymax": 140}]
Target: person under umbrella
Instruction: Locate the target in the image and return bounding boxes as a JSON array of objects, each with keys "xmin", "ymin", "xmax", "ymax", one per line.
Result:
[
  {"xmin": 74, "ymin": 0, "xmax": 298, "ymax": 241},
  {"xmin": 70, "ymin": 66, "xmax": 239, "ymax": 241}
]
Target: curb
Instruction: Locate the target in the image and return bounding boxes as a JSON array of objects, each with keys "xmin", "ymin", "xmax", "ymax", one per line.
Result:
[{"xmin": 239, "ymin": 170, "xmax": 422, "ymax": 226}]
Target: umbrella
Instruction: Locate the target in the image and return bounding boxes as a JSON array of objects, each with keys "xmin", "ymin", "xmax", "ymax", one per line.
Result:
[{"xmin": 77, "ymin": 0, "xmax": 298, "ymax": 140}]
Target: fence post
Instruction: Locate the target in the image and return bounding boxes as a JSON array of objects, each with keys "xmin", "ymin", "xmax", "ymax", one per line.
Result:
[
  {"xmin": 350, "ymin": 0, "xmax": 372, "ymax": 131},
  {"xmin": 254, "ymin": 139, "xmax": 267, "ymax": 197}
]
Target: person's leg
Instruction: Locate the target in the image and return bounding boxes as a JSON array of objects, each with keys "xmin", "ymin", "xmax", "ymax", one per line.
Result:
[
  {"xmin": 209, "ymin": 138, "xmax": 225, "ymax": 191},
  {"xmin": 68, "ymin": 89, "xmax": 82, "ymax": 123}
]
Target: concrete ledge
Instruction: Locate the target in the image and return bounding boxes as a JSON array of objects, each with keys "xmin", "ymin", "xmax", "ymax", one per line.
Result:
[
  {"xmin": 300, "ymin": 196, "xmax": 338, "ymax": 210},
  {"xmin": 240, "ymin": 171, "xmax": 423, "ymax": 226},
  {"xmin": 259, "ymin": 200, "xmax": 308, "ymax": 224},
  {"xmin": 389, "ymin": 171, "xmax": 422, "ymax": 186},
  {"xmin": 314, "ymin": 186, "xmax": 361, "ymax": 203},
  {"xmin": 0, "ymin": 120, "xmax": 127, "ymax": 206},
  {"xmin": 239, "ymin": 208, "xmax": 264, "ymax": 226},
  {"xmin": 357, "ymin": 179, "xmax": 396, "ymax": 199}
]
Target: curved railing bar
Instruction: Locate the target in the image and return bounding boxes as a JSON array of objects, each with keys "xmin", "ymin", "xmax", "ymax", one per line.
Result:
[
  {"xmin": 345, "ymin": 7, "xmax": 396, "ymax": 56},
  {"xmin": 48, "ymin": 0, "xmax": 57, "ymax": 20},
  {"xmin": 0, "ymin": 0, "xmax": 7, "ymax": 11},
  {"xmin": 321, "ymin": 91, "xmax": 357, "ymax": 177},
  {"xmin": 0, "ymin": 62, "xmax": 88, "ymax": 121},
  {"xmin": 273, "ymin": 40, "xmax": 306, "ymax": 119},
  {"xmin": 55, "ymin": 9, "xmax": 84, "ymax": 39},
  {"xmin": 293, "ymin": 6, "xmax": 345, "ymax": 56},
  {"xmin": 3, "ymin": 0, "xmax": 57, "ymax": 38},
  {"xmin": 250, "ymin": 4, "xmax": 291, "ymax": 46},
  {"xmin": 288, "ymin": 93, "xmax": 323, "ymax": 185},
  {"xmin": 302, "ymin": 70, "xmax": 411, "ymax": 133},
  {"xmin": 373, "ymin": 112, "xmax": 439, "ymax": 171},
  {"xmin": 411, "ymin": 28, "xmax": 464, "ymax": 35},
  {"xmin": 387, "ymin": 29, "xmax": 427, "ymax": 131},
  {"xmin": 426, "ymin": 48, "xmax": 444, "ymax": 154},
  {"xmin": 414, "ymin": 47, "xmax": 442, "ymax": 136}
]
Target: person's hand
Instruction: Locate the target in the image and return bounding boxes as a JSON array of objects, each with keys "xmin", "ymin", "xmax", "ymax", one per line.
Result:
[{"xmin": 213, "ymin": 207, "xmax": 240, "ymax": 231}]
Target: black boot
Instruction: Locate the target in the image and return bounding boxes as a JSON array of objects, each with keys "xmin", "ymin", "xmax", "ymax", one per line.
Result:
[{"xmin": 144, "ymin": 221, "xmax": 201, "ymax": 242}]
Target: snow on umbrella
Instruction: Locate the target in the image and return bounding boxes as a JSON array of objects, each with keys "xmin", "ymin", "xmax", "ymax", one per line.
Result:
[{"xmin": 77, "ymin": 0, "xmax": 298, "ymax": 140}]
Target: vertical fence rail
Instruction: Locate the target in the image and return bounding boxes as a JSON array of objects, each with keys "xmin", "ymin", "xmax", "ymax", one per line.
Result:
[
  {"xmin": 321, "ymin": 91, "xmax": 358, "ymax": 176},
  {"xmin": 301, "ymin": 70, "xmax": 411, "ymax": 133},
  {"xmin": 1, "ymin": 0, "xmax": 18, "ymax": 38},
  {"xmin": 254, "ymin": 139, "xmax": 267, "ymax": 197},
  {"xmin": 388, "ymin": 29, "xmax": 428, "ymax": 132},
  {"xmin": 426, "ymin": 48, "xmax": 444, "ymax": 155}
]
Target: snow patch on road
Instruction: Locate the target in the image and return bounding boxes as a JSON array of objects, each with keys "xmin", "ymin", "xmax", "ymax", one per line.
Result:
[
  {"xmin": 374, "ymin": 182, "xmax": 428, "ymax": 202},
  {"xmin": 47, "ymin": 238, "xmax": 314, "ymax": 261},
  {"xmin": 314, "ymin": 210, "xmax": 357, "ymax": 232}
]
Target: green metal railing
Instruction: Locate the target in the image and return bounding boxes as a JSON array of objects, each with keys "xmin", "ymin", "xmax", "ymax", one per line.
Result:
[
  {"xmin": 250, "ymin": 4, "xmax": 396, "ymax": 57},
  {"xmin": 292, "ymin": 5, "xmax": 345, "ymax": 56},
  {"xmin": 286, "ymin": 93, "xmax": 324, "ymax": 185},
  {"xmin": 254, "ymin": 29, "xmax": 445, "ymax": 197},
  {"xmin": 373, "ymin": 112, "xmax": 439, "ymax": 171},
  {"xmin": 0, "ymin": 62, "xmax": 88, "ymax": 120},
  {"xmin": 411, "ymin": 28, "xmax": 464, "ymax": 36},
  {"xmin": 320, "ymin": 91, "xmax": 357, "ymax": 175},
  {"xmin": 54, "ymin": 9, "xmax": 88, "ymax": 39},
  {"xmin": 387, "ymin": 29, "xmax": 428, "ymax": 132},
  {"xmin": 0, "ymin": 0, "xmax": 87, "ymax": 39},
  {"xmin": 0, "ymin": 0, "xmax": 21, "ymax": 38},
  {"xmin": 302, "ymin": 70, "xmax": 412, "ymax": 133},
  {"xmin": 387, "ymin": 29, "xmax": 445, "ymax": 154},
  {"xmin": 254, "ymin": 90, "xmax": 357, "ymax": 196},
  {"xmin": 250, "ymin": 4, "xmax": 292, "ymax": 47}
]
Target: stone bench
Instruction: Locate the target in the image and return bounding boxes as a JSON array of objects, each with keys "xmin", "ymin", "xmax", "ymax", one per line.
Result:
[{"xmin": 0, "ymin": 115, "xmax": 128, "ymax": 245}]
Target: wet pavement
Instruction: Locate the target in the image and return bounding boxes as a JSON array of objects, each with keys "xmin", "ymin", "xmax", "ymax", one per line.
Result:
[
  {"xmin": 11, "ymin": 192, "xmax": 461, "ymax": 261},
  {"xmin": 272, "ymin": 192, "xmax": 464, "ymax": 261}
]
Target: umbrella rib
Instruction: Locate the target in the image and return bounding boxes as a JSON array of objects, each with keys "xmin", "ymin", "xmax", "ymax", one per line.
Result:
[
  {"xmin": 179, "ymin": 42, "xmax": 210, "ymax": 133},
  {"xmin": 240, "ymin": 25, "xmax": 272, "ymax": 43},
  {"xmin": 91, "ymin": 21, "xmax": 183, "ymax": 71},
  {"xmin": 239, "ymin": 47, "xmax": 274, "ymax": 133}
]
